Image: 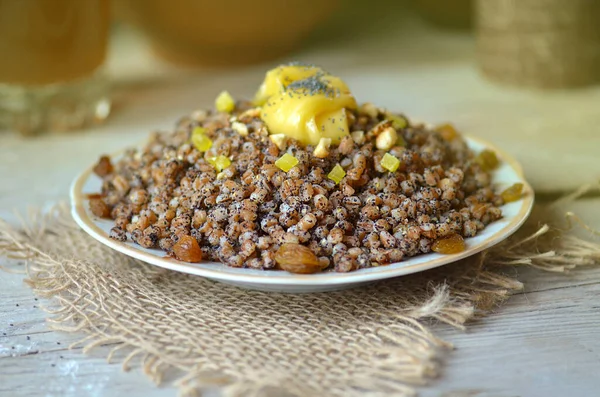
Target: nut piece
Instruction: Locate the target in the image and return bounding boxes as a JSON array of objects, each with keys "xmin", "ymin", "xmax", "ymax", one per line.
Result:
[
  {"xmin": 359, "ymin": 102, "xmax": 379, "ymax": 118},
  {"xmin": 231, "ymin": 121, "xmax": 249, "ymax": 136},
  {"xmin": 351, "ymin": 130, "xmax": 365, "ymax": 145},
  {"xmin": 376, "ymin": 127, "xmax": 398, "ymax": 150},
  {"xmin": 238, "ymin": 107, "xmax": 261, "ymax": 121},
  {"xmin": 369, "ymin": 120, "xmax": 392, "ymax": 136},
  {"xmin": 172, "ymin": 235, "xmax": 203, "ymax": 263},
  {"xmin": 191, "ymin": 109, "xmax": 208, "ymax": 122},
  {"xmin": 275, "ymin": 243, "xmax": 323, "ymax": 274},
  {"xmin": 270, "ymin": 134, "xmax": 288, "ymax": 150},
  {"xmin": 313, "ymin": 137, "xmax": 332, "ymax": 158}
]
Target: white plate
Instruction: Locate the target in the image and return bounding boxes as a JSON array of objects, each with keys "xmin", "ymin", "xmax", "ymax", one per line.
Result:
[{"xmin": 70, "ymin": 136, "xmax": 534, "ymax": 293}]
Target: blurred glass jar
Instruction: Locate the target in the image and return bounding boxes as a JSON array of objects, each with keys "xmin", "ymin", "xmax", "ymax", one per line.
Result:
[
  {"xmin": 414, "ymin": 0, "xmax": 472, "ymax": 29},
  {"xmin": 114, "ymin": 0, "xmax": 340, "ymax": 66},
  {"xmin": 0, "ymin": 0, "xmax": 111, "ymax": 136}
]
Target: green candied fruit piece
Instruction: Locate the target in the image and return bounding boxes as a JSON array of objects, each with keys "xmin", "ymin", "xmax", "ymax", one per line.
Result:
[
  {"xmin": 327, "ymin": 164, "xmax": 346, "ymax": 184},
  {"xmin": 387, "ymin": 113, "xmax": 408, "ymax": 130},
  {"xmin": 208, "ymin": 155, "xmax": 231, "ymax": 172},
  {"xmin": 191, "ymin": 127, "xmax": 212, "ymax": 152},
  {"xmin": 215, "ymin": 90, "xmax": 235, "ymax": 113},
  {"xmin": 275, "ymin": 153, "xmax": 299, "ymax": 172},
  {"xmin": 380, "ymin": 153, "xmax": 401, "ymax": 172}
]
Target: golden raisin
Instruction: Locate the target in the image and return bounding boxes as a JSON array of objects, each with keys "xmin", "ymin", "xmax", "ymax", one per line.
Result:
[
  {"xmin": 501, "ymin": 183, "xmax": 524, "ymax": 203},
  {"xmin": 431, "ymin": 234, "xmax": 466, "ymax": 254},
  {"xmin": 470, "ymin": 203, "xmax": 488, "ymax": 220},
  {"xmin": 275, "ymin": 243, "xmax": 322, "ymax": 274},
  {"xmin": 93, "ymin": 155, "xmax": 113, "ymax": 177},
  {"xmin": 436, "ymin": 124, "xmax": 459, "ymax": 141},
  {"xmin": 475, "ymin": 149, "xmax": 499, "ymax": 171},
  {"xmin": 89, "ymin": 198, "xmax": 111, "ymax": 218},
  {"xmin": 173, "ymin": 235, "xmax": 203, "ymax": 263}
]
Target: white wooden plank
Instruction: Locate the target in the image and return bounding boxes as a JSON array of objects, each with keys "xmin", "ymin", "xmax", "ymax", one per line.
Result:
[
  {"xmin": 422, "ymin": 283, "xmax": 600, "ymax": 397},
  {"xmin": 0, "ymin": 349, "xmax": 172, "ymax": 397}
]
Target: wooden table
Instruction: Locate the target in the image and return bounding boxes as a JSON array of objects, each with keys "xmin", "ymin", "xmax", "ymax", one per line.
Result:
[{"xmin": 2, "ymin": 15, "xmax": 600, "ymax": 397}]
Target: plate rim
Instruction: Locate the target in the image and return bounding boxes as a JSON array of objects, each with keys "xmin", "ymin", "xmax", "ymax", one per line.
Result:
[{"xmin": 70, "ymin": 135, "xmax": 534, "ymax": 286}]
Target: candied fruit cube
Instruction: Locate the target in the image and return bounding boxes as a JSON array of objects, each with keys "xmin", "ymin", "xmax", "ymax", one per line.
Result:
[
  {"xmin": 208, "ymin": 155, "xmax": 231, "ymax": 172},
  {"xmin": 328, "ymin": 164, "xmax": 346, "ymax": 184},
  {"xmin": 215, "ymin": 90, "xmax": 235, "ymax": 113},
  {"xmin": 191, "ymin": 128, "xmax": 212, "ymax": 152},
  {"xmin": 380, "ymin": 153, "xmax": 401, "ymax": 172},
  {"xmin": 192, "ymin": 126, "xmax": 206, "ymax": 135},
  {"xmin": 501, "ymin": 183, "xmax": 524, "ymax": 203},
  {"xmin": 436, "ymin": 123, "xmax": 459, "ymax": 141},
  {"xmin": 396, "ymin": 135, "xmax": 407, "ymax": 147},
  {"xmin": 387, "ymin": 113, "xmax": 408, "ymax": 130},
  {"xmin": 475, "ymin": 149, "xmax": 500, "ymax": 171},
  {"xmin": 275, "ymin": 153, "xmax": 299, "ymax": 172},
  {"xmin": 432, "ymin": 234, "xmax": 466, "ymax": 254}
]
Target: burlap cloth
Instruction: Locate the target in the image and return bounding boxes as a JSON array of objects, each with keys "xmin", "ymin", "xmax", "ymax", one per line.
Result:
[{"xmin": 1, "ymin": 196, "xmax": 599, "ymax": 397}]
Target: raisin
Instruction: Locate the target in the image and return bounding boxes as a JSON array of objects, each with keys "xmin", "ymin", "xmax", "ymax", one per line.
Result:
[
  {"xmin": 93, "ymin": 155, "xmax": 113, "ymax": 177},
  {"xmin": 501, "ymin": 183, "xmax": 524, "ymax": 203},
  {"xmin": 89, "ymin": 198, "xmax": 111, "ymax": 218},
  {"xmin": 275, "ymin": 243, "xmax": 322, "ymax": 274},
  {"xmin": 436, "ymin": 124, "xmax": 459, "ymax": 141},
  {"xmin": 431, "ymin": 234, "xmax": 466, "ymax": 254},
  {"xmin": 172, "ymin": 235, "xmax": 203, "ymax": 263},
  {"xmin": 475, "ymin": 150, "xmax": 499, "ymax": 171}
]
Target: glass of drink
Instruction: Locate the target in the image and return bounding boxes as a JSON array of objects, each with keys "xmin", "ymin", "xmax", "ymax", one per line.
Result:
[{"xmin": 0, "ymin": 0, "xmax": 111, "ymax": 135}]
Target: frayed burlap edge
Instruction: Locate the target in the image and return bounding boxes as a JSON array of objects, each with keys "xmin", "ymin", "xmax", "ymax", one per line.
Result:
[{"xmin": 1, "ymin": 198, "xmax": 599, "ymax": 397}]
